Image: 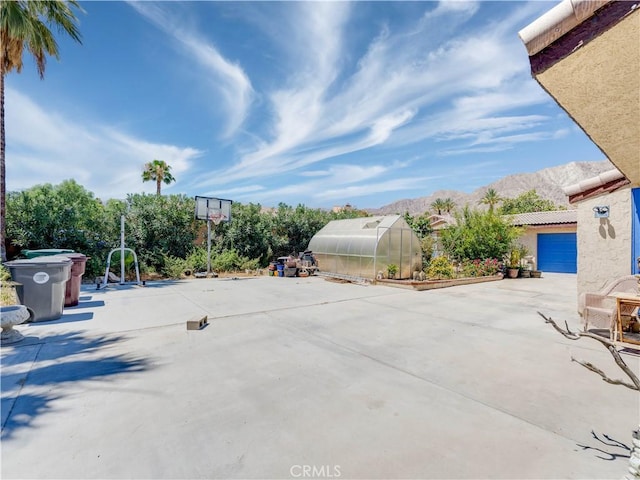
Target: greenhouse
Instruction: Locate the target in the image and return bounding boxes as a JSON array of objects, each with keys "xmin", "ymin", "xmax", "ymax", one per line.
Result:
[{"xmin": 307, "ymin": 215, "xmax": 422, "ymax": 280}]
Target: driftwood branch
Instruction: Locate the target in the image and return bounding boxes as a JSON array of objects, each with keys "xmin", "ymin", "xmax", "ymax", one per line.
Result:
[{"xmin": 538, "ymin": 311, "xmax": 640, "ymax": 391}]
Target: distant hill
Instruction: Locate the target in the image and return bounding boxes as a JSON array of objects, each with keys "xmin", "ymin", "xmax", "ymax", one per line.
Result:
[{"xmin": 368, "ymin": 160, "xmax": 615, "ymax": 216}]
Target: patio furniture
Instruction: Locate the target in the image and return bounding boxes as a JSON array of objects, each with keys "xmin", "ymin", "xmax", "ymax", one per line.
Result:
[
  {"xmin": 613, "ymin": 294, "xmax": 640, "ymax": 344},
  {"xmin": 579, "ymin": 275, "xmax": 639, "ymax": 339}
]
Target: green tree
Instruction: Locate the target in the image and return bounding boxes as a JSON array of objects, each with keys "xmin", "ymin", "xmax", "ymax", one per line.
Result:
[
  {"xmin": 431, "ymin": 198, "xmax": 455, "ymax": 215},
  {"xmin": 331, "ymin": 206, "xmax": 370, "ymax": 220},
  {"xmin": 272, "ymin": 203, "xmax": 333, "ymax": 258},
  {"xmin": 498, "ymin": 189, "xmax": 561, "ymax": 215},
  {"xmin": 141, "ymin": 159, "xmax": 175, "ymax": 196},
  {"xmin": 213, "ymin": 202, "xmax": 274, "ymax": 264},
  {"xmin": 0, "ymin": 0, "xmax": 83, "ymax": 261},
  {"xmin": 404, "ymin": 211, "xmax": 434, "ymax": 266},
  {"xmin": 479, "ymin": 188, "xmax": 502, "ymax": 213},
  {"xmin": 440, "ymin": 207, "xmax": 522, "ymax": 261},
  {"xmin": 404, "ymin": 211, "xmax": 432, "ymax": 239},
  {"xmin": 431, "ymin": 198, "xmax": 446, "ymax": 215},
  {"xmin": 6, "ymin": 180, "xmax": 108, "ymax": 276},
  {"xmin": 442, "ymin": 198, "xmax": 455, "ymax": 214},
  {"xmin": 120, "ymin": 193, "xmax": 198, "ymax": 270}
]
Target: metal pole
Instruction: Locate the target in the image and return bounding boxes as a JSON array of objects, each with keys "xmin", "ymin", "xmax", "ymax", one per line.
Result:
[
  {"xmin": 120, "ymin": 215, "xmax": 125, "ymax": 284},
  {"xmin": 207, "ymin": 219, "xmax": 212, "ymax": 276}
]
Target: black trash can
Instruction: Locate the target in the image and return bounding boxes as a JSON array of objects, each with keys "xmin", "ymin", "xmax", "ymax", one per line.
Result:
[{"xmin": 5, "ymin": 256, "xmax": 72, "ymax": 322}]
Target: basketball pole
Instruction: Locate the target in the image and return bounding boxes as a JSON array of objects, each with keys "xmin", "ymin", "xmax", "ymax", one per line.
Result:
[
  {"xmin": 207, "ymin": 218, "xmax": 212, "ymax": 276},
  {"xmin": 120, "ymin": 215, "xmax": 125, "ymax": 284}
]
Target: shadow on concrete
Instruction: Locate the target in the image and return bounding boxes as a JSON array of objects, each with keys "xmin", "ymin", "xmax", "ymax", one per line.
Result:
[
  {"xmin": 88, "ymin": 280, "xmax": 184, "ymax": 295},
  {"xmin": 142, "ymin": 280, "xmax": 183, "ymax": 289},
  {"xmin": 620, "ymin": 347, "xmax": 640, "ymax": 357},
  {"xmin": 577, "ymin": 430, "xmax": 631, "ymax": 461},
  {"xmin": 1, "ymin": 331, "xmax": 150, "ymax": 440},
  {"xmin": 30, "ymin": 312, "xmax": 95, "ymax": 324},
  {"xmin": 68, "ymin": 300, "xmax": 105, "ymax": 309}
]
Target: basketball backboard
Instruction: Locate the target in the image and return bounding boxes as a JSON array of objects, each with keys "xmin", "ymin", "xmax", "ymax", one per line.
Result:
[{"xmin": 195, "ymin": 196, "xmax": 232, "ymax": 223}]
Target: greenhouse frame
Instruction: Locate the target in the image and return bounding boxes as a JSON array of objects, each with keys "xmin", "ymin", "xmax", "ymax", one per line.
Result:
[{"xmin": 307, "ymin": 215, "xmax": 422, "ymax": 280}]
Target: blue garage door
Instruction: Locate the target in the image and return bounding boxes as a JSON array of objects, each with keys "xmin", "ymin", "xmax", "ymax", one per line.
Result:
[{"xmin": 537, "ymin": 233, "xmax": 577, "ymax": 273}]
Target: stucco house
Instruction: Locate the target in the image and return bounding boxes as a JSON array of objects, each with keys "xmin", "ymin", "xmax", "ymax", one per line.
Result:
[
  {"xmin": 563, "ymin": 169, "xmax": 638, "ymax": 300},
  {"xmin": 505, "ymin": 210, "xmax": 578, "ymax": 273},
  {"xmin": 519, "ymin": 0, "xmax": 640, "ymax": 300},
  {"xmin": 428, "ymin": 211, "xmax": 578, "ymax": 271}
]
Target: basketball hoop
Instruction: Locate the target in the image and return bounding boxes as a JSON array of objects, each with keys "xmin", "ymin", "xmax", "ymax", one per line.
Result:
[{"xmin": 208, "ymin": 208, "xmax": 227, "ymax": 226}]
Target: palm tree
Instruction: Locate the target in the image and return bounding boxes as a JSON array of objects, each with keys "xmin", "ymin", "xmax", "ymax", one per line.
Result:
[
  {"xmin": 0, "ymin": 0, "xmax": 82, "ymax": 261},
  {"xmin": 479, "ymin": 188, "xmax": 502, "ymax": 213},
  {"xmin": 442, "ymin": 198, "xmax": 455, "ymax": 214},
  {"xmin": 142, "ymin": 159, "xmax": 175, "ymax": 195},
  {"xmin": 431, "ymin": 198, "xmax": 446, "ymax": 215}
]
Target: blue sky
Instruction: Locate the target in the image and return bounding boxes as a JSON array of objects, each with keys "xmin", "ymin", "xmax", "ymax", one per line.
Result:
[{"xmin": 6, "ymin": 0, "xmax": 605, "ymax": 209}]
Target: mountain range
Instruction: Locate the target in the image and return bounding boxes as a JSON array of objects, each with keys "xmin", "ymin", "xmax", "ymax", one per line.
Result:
[{"xmin": 367, "ymin": 160, "xmax": 615, "ymax": 216}]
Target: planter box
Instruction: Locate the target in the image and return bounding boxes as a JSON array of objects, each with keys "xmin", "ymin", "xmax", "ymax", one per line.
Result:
[{"xmin": 376, "ymin": 273, "xmax": 504, "ymax": 291}]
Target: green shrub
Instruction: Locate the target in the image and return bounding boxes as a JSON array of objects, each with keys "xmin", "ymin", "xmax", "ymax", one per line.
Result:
[
  {"xmin": 123, "ymin": 193, "xmax": 198, "ymax": 271},
  {"xmin": 161, "ymin": 255, "xmax": 190, "ymax": 279},
  {"xmin": 498, "ymin": 189, "xmax": 561, "ymax": 215},
  {"xmin": 186, "ymin": 247, "xmax": 209, "ymax": 273},
  {"xmin": 508, "ymin": 249, "xmax": 521, "ymax": 269},
  {"xmin": 0, "ymin": 264, "xmax": 11, "ymax": 282},
  {"xmin": 211, "ymin": 249, "xmax": 244, "ymax": 272},
  {"xmin": 240, "ymin": 258, "xmax": 261, "ymax": 271},
  {"xmin": 0, "ymin": 265, "xmax": 17, "ymax": 306},
  {"xmin": 426, "ymin": 256, "xmax": 455, "ymax": 280},
  {"xmin": 441, "ymin": 207, "xmax": 522, "ymax": 261},
  {"xmin": 5, "ymin": 180, "xmax": 113, "ymax": 278},
  {"xmin": 420, "ymin": 236, "xmax": 435, "ymax": 265},
  {"xmin": 138, "ymin": 262, "xmax": 156, "ymax": 278},
  {"xmin": 460, "ymin": 258, "xmax": 502, "ymax": 277}
]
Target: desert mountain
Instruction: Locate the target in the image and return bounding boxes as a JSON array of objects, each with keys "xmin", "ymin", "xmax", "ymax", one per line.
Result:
[{"xmin": 369, "ymin": 160, "xmax": 615, "ymax": 216}]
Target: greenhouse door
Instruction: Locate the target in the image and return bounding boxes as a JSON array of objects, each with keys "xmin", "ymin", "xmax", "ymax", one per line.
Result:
[{"xmin": 537, "ymin": 233, "xmax": 577, "ymax": 273}]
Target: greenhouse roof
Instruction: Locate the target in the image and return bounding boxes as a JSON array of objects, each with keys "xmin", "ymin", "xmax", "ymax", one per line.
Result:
[{"xmin": 318, "ymin": 215, "xmax": 403, "ymax": 234}]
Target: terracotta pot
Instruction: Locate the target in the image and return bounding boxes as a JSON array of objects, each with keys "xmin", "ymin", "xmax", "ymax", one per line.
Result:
[{"xmin": 507, "ymin": 268, "xmax": 519, "ymax": 278}]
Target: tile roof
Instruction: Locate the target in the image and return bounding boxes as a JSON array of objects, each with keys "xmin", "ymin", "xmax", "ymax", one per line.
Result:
[
  {"xmin": 518, "ymin": 0, "xmax": 612, "ymax": 56},
  {"xmin": 563, "ymin": 168, "xmax": 629, "ymax": 203},
  {"xmin": 504, "ymin": 210, "xmax": 577, "ymax": 226},
  {"xmin": 563, "ymin": 168, "xmax": 626, "ymax": 196}
]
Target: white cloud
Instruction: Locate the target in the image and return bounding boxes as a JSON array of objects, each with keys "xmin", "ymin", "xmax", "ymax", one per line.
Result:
[
  {"xmin": 423, "ymin": 1, "xmax": 480, "ymax": 20},
  {"xmin": 227, "ymin": 159, "xmax": 438, "ymax": 204},
  {"xmin": 5, "ymin": 89, "xmax": 202, "ymax": 198},
  {"xmin": 203, "ymin": 184, "xmax": 265, "ymax": 198},
  {"xmin": 8, "ymin": 1, "xmax": 571, "ymax": 208},
  {"xmin": 312, "ymin": 177, "xmax": 437, "ymax": 202},
  {"xmin": 190, "ymin": 1, "xmax": 557, "ymax": 192},
  {"xmin": 128, "ymin": 1, "xmax": 254, "ymax": 138}
]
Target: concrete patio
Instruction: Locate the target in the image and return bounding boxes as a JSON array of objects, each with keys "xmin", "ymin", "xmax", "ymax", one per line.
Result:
[{"xmin": 1, "ymin": 273, "xmax": 638, "ymax": 479}]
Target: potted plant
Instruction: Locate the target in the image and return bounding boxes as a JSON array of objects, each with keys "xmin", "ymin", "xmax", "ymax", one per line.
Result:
[
  {"xmin": 387, "ymin": 264, "xmax": 398, "ymax": 279},
  {"xmin": 507, "ymin": 249, "xmax": 520, "ymax": 278}
]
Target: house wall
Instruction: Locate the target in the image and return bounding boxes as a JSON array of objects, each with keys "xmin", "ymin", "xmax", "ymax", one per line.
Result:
[
  {"xmin": 534, "ymin": 9, "xmax": 640, "ymax": 186},
  {"xmin": 518, "ymin": 225, "xmax": 576, "ymax": 269},
  {"xmin": 576, "ymin": 187, "xmax": 632, "ymax": 297}
]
